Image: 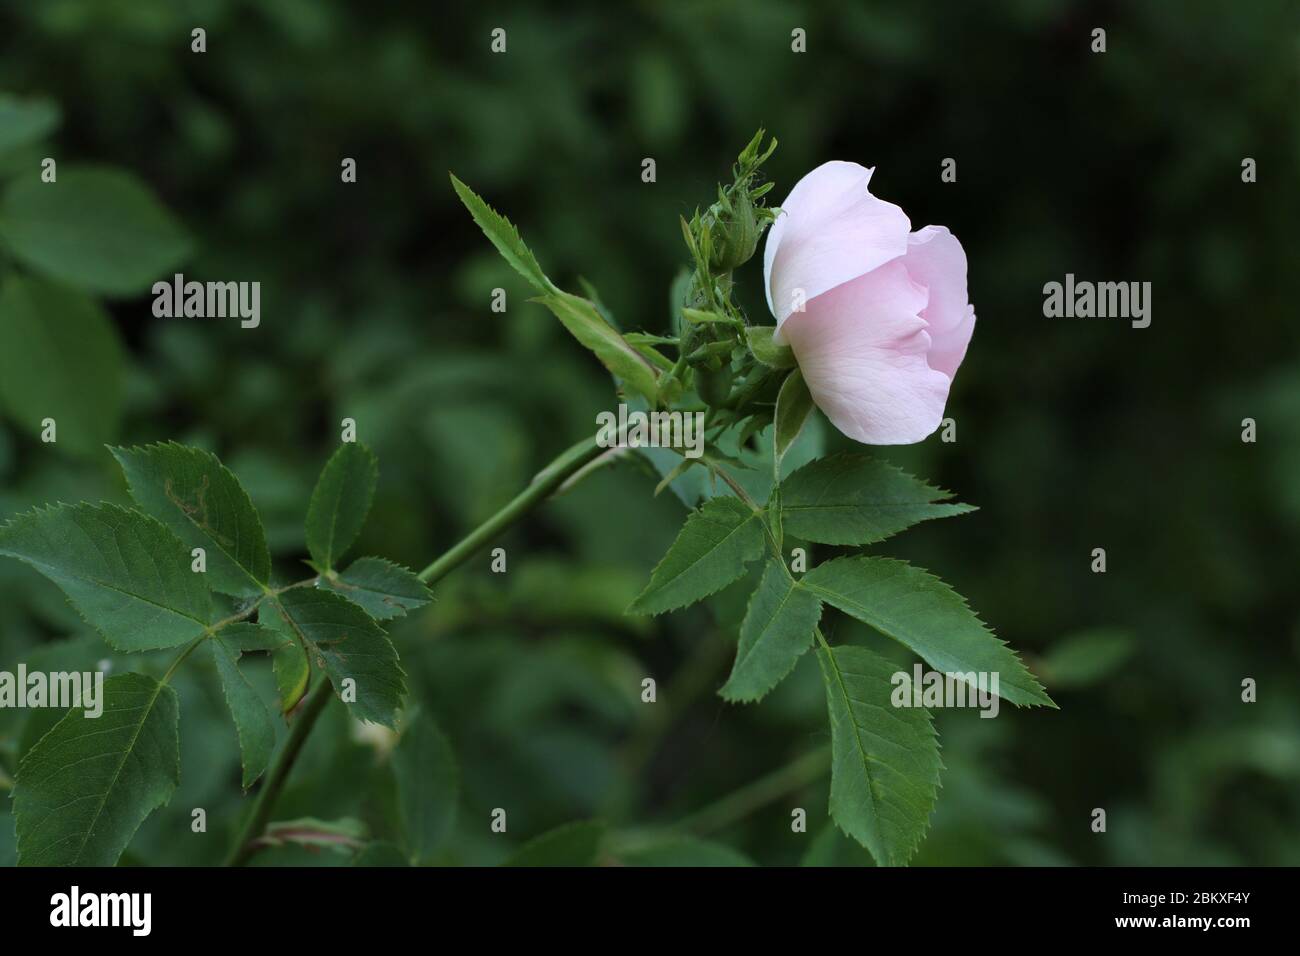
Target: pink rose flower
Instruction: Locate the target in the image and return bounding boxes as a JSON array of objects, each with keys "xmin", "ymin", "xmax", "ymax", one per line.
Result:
[{"xmin": 762, "ymin": 161, "xmax": 975, "ymax": 444}]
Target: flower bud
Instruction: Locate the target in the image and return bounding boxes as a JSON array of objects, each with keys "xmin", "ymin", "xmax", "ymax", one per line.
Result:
[
  {"xmin": 695, "ymin": 362, "xmax": 734, "ymax": 408},
  {"xmin": 682, "ymin": 320, "xmax": 737, "ymax": 408},
  {"xmin": 706, "ymin": 187, "xmax": 759, "ymax": 273}
]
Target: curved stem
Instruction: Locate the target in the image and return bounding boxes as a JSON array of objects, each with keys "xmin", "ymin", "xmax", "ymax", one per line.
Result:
[
  {"xmin": 223, "ymin": 676, "xmax": 332, "ymax": 867},
  {"xmin": 676, "ymin": 745, "xmax": 831, "ymax": 836},
  {"xmin": 417, "ymin": 433, "xmax": 604, "ymax": 585},
  {"xmin": 225, "ymin": 431, "xmax": 609, "ymax": 865},
  {"xmin": 161, "ymin": 635, "xmax": 207, "ymax": 685}
]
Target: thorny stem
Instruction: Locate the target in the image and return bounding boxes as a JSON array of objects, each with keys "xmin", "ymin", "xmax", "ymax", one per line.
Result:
[{"xmin": 224, "ymin": 431, "xmax": 611, "ymax": 865}]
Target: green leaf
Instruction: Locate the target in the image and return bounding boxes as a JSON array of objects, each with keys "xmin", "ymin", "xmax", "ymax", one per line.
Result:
[
  {"xmin": 803, "ymin": 557, "xmax": 1053, "ymax": 707},
  {"xmin": 0, "ymin": 811, "xmax": 14, "ymax": 868},
  {"xmin": 577, "ymin": 275, "xmax": 620, "ymax": 329},
  {"xmin": 720, "ymin": 559, "xmax": 822, "ymax": 703},
  {"xmin": 393, "ymin": 710, "xmax": 459, "ymax": 864},
  {"xmin": 13, "ymin": 672, "xmax": 180, "ymax": 866},
  {"xmin": 0, "ymin": 503, "xmax": 212, "ymax": 651},
  {"xmin": 0, "ymin": 166, "xmax": 191, "ymax": 296},
  {"xmin": 817, "ymin": 643, "xmax": 941, "ymax": 866},
  {"xmin": 209, "ymin": 630, "xmax": 277, "ymax": 789},
  {"xmin": 1038, "ymin": 628, "xmax": 1135, "ymax": 690},
  {"xmin": 746, "ymin": 326, "xmax": 797, "ymax": 369},
  {"xmin": 448, "ymin": 173, "xmax": 657, "ymax": 403},
  {"xmin": 618, "ymin": 836, "xmax": 754, "ymax": 866},
  {"xmin": 257, "ymin": 602, "xmax": 311, "ymax": 714},
  {"xmin": 0, "ymin": 633, "xmax": 104, "ymax": 757},
  {"xmin": 668, "ymin": 267, "xmax": 692, "ymax": 335},
  {"xmin": 773, "ymin": 369, "xmax": 814, "ymax": 469},
  {"xmin": 322, "ymin": 557, "xmax": 433, "ymax": 621},
  {"xmin": 503, "ymin": 820, "xmax": 605, "ymax": 867},
  {"xmin": 0, "ymin": 95, "xmax": 61, "ymax": 156},
  {"xmin": 534, "ymin": 289, "xmax": 660, "ymax": 404},
  {"xmin": 220, "ymin": 621, "xmax": 290, "ymax": 653},
  {"xmin": 112, "ymin": 442, "xmax": 272, "ymax": 598},
  {"xmin": 449, "ymin": 172, "xmax": 552, "ymax": 293},
  {"xmin": 305, "ymin": 442, "xmax": 378, "ymax": 572},
  {"xmin": 681, "ymin": 307, "xmax": 735, "ymax": 326},
  {"xmin": 272, "ymin": 641, "xmax": 310, "ymax": 714},
  {"xmin": 627, "ymin": 496, "xmax": 766, "ymax": 615},
  {"xmin": 271, "ymin": 587, "xmax": 406, "ymax": 727},
  {"xmin": 0, "ymin": 274, "xmax": 125, "ymax": 456},
  {"xmin": 780, "ymin": 453, "xmax": 976, "ymax": 546}
]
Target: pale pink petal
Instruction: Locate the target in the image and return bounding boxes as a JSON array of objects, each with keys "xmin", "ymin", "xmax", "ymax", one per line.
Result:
[
  {"xmin": 763, "ymin": 161, "xmax": 911, "ymax": 329},
  {"xmin": 780, "ymin": 260, "xmax": 951, "ymax": 445},
  {"xmin": 902, "ymin": 225, "xmax": 975, "ymax": 379}
]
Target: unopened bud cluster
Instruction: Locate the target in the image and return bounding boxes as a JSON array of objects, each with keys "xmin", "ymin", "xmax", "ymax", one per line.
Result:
[{"xmin": 670, "ymin": 130, "xmax": 780, "ymax": 412}]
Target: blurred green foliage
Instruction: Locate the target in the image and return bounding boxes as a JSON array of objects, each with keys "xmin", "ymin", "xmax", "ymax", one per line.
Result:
[{"xmin": 1, "ymin": 0, "xmax": 1298, "ymax": 865}]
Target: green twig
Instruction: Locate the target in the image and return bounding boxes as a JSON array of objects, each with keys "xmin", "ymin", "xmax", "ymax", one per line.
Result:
[
  {"xmin": 676, "ymin": 745, "xmax": 831, "ymax": 835},
  {"xmin": 223, "ymin": 675, "xmax": 333, "ymax": 867},
  {"xmin": 161, "ymin": 634, "xmax": 207, "ymax": 684},
  {"xmin": 417, "ymin": 433, "xmax": 606, "ymax": 585},
  {"xmin": 225, "ymin": 430, "xmax": 612, "ymax": 865}
]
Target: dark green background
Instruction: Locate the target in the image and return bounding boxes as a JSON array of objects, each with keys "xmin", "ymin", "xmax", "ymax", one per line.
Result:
[{"xmin": 1, "ymin": 0, "xmax": 1297, "ymax": 866}]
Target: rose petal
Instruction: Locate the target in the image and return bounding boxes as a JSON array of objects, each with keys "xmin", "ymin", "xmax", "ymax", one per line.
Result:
[
  {"xmin": 763, "ymin": 161, "xmax": 911, "ymax": 329},
  {"xmin": 903, "ymin": 225, "xmax": 976, "ymax": 379},
  {"xmin": 780, "ymin": 259, "xmax": 951, "ymax": 445}
]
